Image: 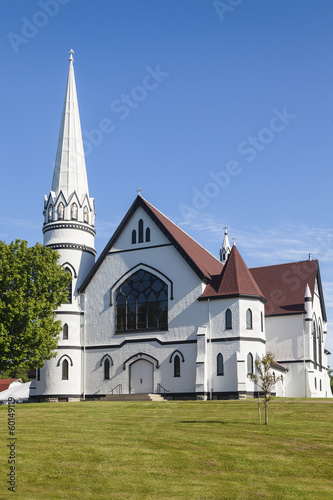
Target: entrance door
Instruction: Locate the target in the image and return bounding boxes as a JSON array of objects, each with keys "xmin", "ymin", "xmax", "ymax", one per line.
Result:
[{"xmin": 130, "ymin": 359, "xmax": 154, "ymax": 393}]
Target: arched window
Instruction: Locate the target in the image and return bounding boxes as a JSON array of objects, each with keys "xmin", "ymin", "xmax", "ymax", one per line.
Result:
[
  {"xmin": 217, "ymin": 353, "xmax": 224, "ymax": 376},
  {"xmin": 57, "ymin": 202, "xmax": 64, "ymax": 220},
  {"xmin": 104, "ymin": 358, "xmax": 110, "ymax": 380},
  {"xmin": 71, "ymin": 203, "xmax": 78, "ymax": 220},
  {"xmin": 145, "ymin": 227, "xmax": 151, "ymax": 242},
  {"xmin": 313, "ymin": 321, "xmax": 317, "ymax": 364},
  {"xmin": 247, "ymin": 353, "xmax": 253, "ymax": 375},
  {"xmin": 62, "ymin": 359, "xmax": 69, "ymax": 380},
  {"xmin": 116, "ymin": 270, "xmax": 168, "ymax": 332},
  {"xmin": 83, "ymin": 206, "xmax": 89, "ymax": 223},
  {"xmin": 246, "ymin": 309, "xmax": 253, "ymax": 330},
  {"xmin": 132, "ymin": 229, "xmax": 136, "ymax": 244},
  {"xmin": 37, "ymin": 368, "xmax": 40, "ymax": 381},
  {"xmin": 261, "ymin": 312, "xmax": 264, "ymax": 332},
  {"xmin": 320, "ymin": 379, "xmax": 322, "ymax": 391},
  {"xmin": 138, "ymin": 219, "xmax": 144, "ymax": 243},
  {"xmin": 48, "ymin": 205, "xmax": 53, "ymax": 222},
  {"xmin": 318, "ymin": 324, "xmax": 322, "ymax": 369},
  {"xmin": 225, "ymin": 309, "xmax": 232, "ymax": 329},
  {"xmin": 174, "ymin": 355, "xmax": 180, "ymax": 377},
  {"xmin": 63, "ymin": 323, "xmax": 68, "ymax": 340},
  {"xmin": 65, "ymin": 268, "xmax": 72, "ymax": 304},
  {"xmin": 314, "ymin": 377, "xmax": 317, "ymax": 390}
]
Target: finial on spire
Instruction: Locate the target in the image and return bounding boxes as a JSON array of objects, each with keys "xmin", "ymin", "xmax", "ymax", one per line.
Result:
[
  {"xmin": 232, "ymin": 236, "xmax": 237, "ymax": 246},
  {"xmin": 309, "ymin": 252, "xmax": 312, "ymax": 261},
  {"xmin": 223, "ymin": 225, "xmax": 228, "ymax": 235},
  {"xmin": 69, "ymin": 49, "xmax": 74, "ymax": 64},
  {"xmin": 137, "ymin": 187, "xmax": 142, "ymax": 196}
]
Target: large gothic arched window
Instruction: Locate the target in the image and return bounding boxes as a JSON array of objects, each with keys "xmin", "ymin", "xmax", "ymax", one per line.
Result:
[{"xmin": 116, "ymin": 270, "xmax": 168, "ymax": 332}]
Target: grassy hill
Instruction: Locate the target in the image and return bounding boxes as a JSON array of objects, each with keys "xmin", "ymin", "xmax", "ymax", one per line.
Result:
[{"xmin": 1, "ymin": 399, "xmax": 332, "ymax": 499}]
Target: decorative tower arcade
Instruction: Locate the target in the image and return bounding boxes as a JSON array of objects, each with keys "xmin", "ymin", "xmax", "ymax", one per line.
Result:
[{"xmin": 34, "ymin": 50, "xmax": 96, "ymax": 400}]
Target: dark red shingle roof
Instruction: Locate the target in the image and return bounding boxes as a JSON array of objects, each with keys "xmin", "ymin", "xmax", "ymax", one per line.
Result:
[{"xmin": 199, "ymin": 245, "xmax": 265, "ymax": 301}]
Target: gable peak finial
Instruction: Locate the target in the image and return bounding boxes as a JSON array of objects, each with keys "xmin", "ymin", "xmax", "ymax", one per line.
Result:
[
  {"xmin": 137, "ymin": 187, "xmax": 142, "ymax": 196},
  {"xmin": 69, "ymin": 49, "xmax": 74, "ymax": 64}
]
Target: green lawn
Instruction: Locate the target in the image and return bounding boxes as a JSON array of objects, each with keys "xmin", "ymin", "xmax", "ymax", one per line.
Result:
[{"xmin": 0, "ymin": 399, "xmax": 332, "ymax": 499}]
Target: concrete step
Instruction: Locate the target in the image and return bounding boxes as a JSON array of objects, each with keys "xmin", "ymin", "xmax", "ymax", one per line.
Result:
[{"xmin": 102, "ymin": 393, "xmax": 166, "ymax": 402}]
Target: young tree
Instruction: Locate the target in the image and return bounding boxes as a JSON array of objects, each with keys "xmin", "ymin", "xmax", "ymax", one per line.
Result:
[
  {"xmin": 248, "ymin": 352, "xmax": 281, "ymax": 425},
  {"xmin": 0, "ymin": 240, "xmax": 71, "ymax": 374}
]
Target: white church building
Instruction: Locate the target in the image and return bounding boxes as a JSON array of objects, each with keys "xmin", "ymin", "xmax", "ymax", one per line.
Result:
[{"xmin": 30, "ymin": 52, "xmax": 331, "ymax": 401}]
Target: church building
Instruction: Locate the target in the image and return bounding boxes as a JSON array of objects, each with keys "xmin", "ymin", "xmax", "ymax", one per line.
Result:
[{"xmin": 30, "ymin": 52, "xmax": 331, "ymax": 401}]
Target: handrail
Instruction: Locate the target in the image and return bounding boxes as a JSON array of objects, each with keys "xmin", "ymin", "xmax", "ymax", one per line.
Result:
[
  {"xmin": 109, "ymin": 384, "xmax": 122, "ymax": 394},
  {"xmin": 157, "ymin": 383, "xmax": 170, "ymax": 394}
]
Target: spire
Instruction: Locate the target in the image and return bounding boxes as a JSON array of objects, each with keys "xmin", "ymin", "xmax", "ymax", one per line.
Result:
[
  {"xmin": 51, "ymin": 50, "xmax": 89, "ymax": 200},
  {"xmin": 219, "ymin": 226, "xmax": 231, "ymax": 264}
]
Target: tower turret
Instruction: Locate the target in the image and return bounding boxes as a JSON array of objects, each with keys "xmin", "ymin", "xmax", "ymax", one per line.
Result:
[
  {"xmin": 35, "ymin": 50, "xmax": 96, "ymax": 401},
  {"xmin": 219, "ymin": 226, "xmax": 231, "ymax": 264}
]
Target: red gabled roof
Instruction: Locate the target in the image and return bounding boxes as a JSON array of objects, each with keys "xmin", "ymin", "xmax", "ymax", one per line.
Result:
[
  {"xmin": 199, "ymin": 245, "xmax": 266, "ymax": 301},
  {"xmin": 79, "ymin": 196, "xmax": 222, "ymax": 292},
  {"xmin": 250, "ymin": 259, "xmax": 325, "ymax": 318},
  {"xmin": 0, "ymin": 379, "xmax": 21, "ymax": 391},
  {"xmin": 143, "ymin": 198, "xmax": 223, "ymax": 280}
]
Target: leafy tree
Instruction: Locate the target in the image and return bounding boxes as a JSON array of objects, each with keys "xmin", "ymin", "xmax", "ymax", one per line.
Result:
[
  {"xmin": 0, "ymin": 240, "xmax": 71, "ymax": 373},
  {"xmin": 248, "ymin": 352, "xmax": 281, "ymax": 425}
]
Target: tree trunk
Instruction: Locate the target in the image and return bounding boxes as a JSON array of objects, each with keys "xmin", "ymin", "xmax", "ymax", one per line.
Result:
[
  {"xmin": 258, "ymin": 392, "xmax": 261, "ymax": 424},
  {"xmin": 265, "ymin": 394, "xmax": 268, "ymax": 425}
]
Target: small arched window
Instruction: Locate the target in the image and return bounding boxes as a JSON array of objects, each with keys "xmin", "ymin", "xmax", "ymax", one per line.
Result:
[
  {"xmin": 313, "ymin": 321, "xmax": 317, "ymax": 364},
  {"xmin": 62, "ymin": 359, "xmax": 69, "ymax": 380},
  {"xmin": 63, "ymin": 323, "xmax": 68, "ymax": 340},
  {"xmin": 217, "ymin": 353, "xmax": 224, "ymax": 376},
  {"xmin": 145, "ymin": 227, "xmax": 151, "ymax": 242},
  {"xmin": 71, "ymin": 203, "xmax": 78, "ymax": 220},
  {"xmin": 247, "ymin": 353, "xmax": 253, "ymax": 375},
  {"xmin": 37, "ymin": 368, "xmax": 40, "ymax": 381},
  {"xmin": 246, "ymin": 309, "xmax": 253, "ymax": 330},
  {"xmin": 318, "ymin": 325, "xmax": 322, "ymax": 369},
  {"xmin": 132, "ymin": 229, "xmax": 136, "ymax": 244},
  {"xmin": 225, "ymin": 309, "xmax": 232, "ymax": 329},
  {"xmin": 174, "ymin": 355, "xmax": 180, "ymax": 377},
  {"xmin": 48, "ymin": 205, "xmax": 53, "ymax": 222},
  {"xmin": 320, "ymin": 379, "xmax": 322, "ymax": 391},
  {"xmin": 138, "ymin": 219, "xmax": 144, "ymax": 243},
  {"xmin": 314, "ymin": 377, "xmax": 317, "ymax": 390},
  {"xmin": 65, "ymin": 268, "xmax": 72, "ymax": 304},
  {"xmin": 104, "ymin": 358, "xmax": 110, "ymax": 380},
  {"xmin": 261, "ymin": 312, "xmax": 264, "ymax": 332},
  {"xmin": 57, "ymin": 202, "xmax": 64, "ymax": 220},
  {"xmin": 83, "ymin": 206, "xmax": 89, "ymax": 223}
]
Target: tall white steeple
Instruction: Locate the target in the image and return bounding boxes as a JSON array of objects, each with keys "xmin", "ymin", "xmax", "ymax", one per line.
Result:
[
  {"xmin": 43, "ymin": 49, "xmax": 96, "ymax": 261},
  {"xmin": 219, "ymin": 226, "xmax": 231, "ymax": 264},
  {"xmin": 51, "ymin": 49, "xmax": 90, "ymax": 201},
  {"xmin": 37, "ymin": 51, "xmax": 96, "ymax": 401}
]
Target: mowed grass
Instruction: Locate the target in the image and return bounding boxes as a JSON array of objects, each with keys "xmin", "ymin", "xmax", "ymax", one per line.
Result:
[{"xmin": 0, "ymin": 399, "xmax": 332, "ymax": 499}]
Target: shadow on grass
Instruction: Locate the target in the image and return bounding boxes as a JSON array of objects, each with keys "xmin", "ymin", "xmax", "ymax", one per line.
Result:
[{"xmin": 180, "ymin": 420, "xmax": 227, "ymax": 424}]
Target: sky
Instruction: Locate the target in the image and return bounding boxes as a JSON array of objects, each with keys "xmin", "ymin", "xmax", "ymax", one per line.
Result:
[{"xmin": 1, "ymin": 0, "xmax": 333, "ymax": 360}]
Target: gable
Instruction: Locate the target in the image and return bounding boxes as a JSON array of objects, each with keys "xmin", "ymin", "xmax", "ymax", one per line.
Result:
[{"xmin": 79, "ymin": 196, "xmax": 222, "ymax": 292}]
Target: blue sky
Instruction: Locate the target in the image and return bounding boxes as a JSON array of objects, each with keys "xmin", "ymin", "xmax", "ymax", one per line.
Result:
[{"xmin": 1, "ymin": 0, "xmax": 333, "ymax": 359}]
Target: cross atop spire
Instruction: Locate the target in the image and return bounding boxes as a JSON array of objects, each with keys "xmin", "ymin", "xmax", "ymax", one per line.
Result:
[{"xmin": 137, "ymin": 187, "xmax": 142, "ymax": 196}]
